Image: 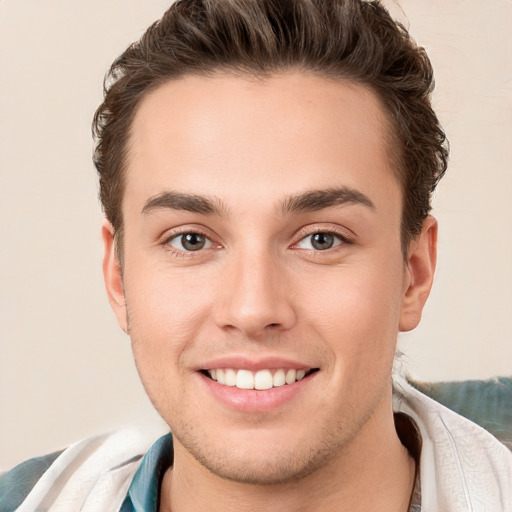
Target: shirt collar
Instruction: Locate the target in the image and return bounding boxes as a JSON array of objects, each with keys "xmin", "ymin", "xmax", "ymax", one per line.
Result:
[{"xmin": 121, "ymin": 433, "xmax": 174, "ymax": 512}]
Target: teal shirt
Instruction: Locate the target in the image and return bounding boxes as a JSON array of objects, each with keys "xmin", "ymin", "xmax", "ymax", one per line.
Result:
[{"xmin": 120, "ymin": 433, "xmax": 173, "ymax": 512}]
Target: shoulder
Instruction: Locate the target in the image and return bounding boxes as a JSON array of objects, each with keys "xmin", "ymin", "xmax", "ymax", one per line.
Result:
[
  {"xmin": 0, "ymin": 429, "xmax": 154, "ymax": 512},
  {"xmin": 0, "ymin": 450, "xmax": 63, "ymax": 512},
  {"xmin": 411, "ymin": 376, "xmax": 512, "ymax": 449},
  {"xmin": 394, "ymin": 376, "xmax": 512, "ymax": 512}
]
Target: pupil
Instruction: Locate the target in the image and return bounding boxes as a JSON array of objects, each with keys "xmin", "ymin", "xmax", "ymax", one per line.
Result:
[
  {"xmin": 182, "ymin": 233, "xmax": 205, "ymax": 251},
  {"xmin": 312, "ymin": 233, "xmax": 333, "ymax": 250}
]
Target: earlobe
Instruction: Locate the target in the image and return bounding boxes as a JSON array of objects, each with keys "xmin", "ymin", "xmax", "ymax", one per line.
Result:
[
  {"xmin": 101, "ymin": 220, "xmax": 128, "ymax": 333},
  {"xmin": 399, "ymin": 216, "xmax": 438, "ymax": 332}
]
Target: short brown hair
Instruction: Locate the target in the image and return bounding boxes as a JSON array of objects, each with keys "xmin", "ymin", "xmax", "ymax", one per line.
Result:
[{"xmin": 93, "ymin": 0, "xmax": 448, "ymax": 256}]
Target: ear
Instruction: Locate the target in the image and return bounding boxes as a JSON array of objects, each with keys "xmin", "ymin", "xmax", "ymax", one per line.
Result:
[
  {"xmin": 102, "ymin": 220, "xmax": 128, "ymax": 333},
  {"xmin": 399, "ymin": 216, "xmax": 438, "ymax": 332}
]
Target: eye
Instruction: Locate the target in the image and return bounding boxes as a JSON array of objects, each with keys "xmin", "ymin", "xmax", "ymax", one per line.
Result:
[
  {"xmin": 296, "ymin": 232, "xmax": 345, "ymax": 251},
  {"xmin": 168, "ymin": 232, "xmax": 213, "ymax": 252}
]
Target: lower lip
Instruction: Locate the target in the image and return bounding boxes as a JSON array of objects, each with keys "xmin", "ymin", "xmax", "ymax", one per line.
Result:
[{"xmin": 198, "ymin": 372, "xmax": 316, "ymax": 413}]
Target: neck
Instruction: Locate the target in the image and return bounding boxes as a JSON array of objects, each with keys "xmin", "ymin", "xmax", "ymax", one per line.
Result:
[{"xmin": 160, "ymin": 395, "xmax": 415, "ymax": 512}]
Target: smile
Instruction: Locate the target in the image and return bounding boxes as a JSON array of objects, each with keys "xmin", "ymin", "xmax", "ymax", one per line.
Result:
[{"xmin": 203, "ymin": 368, "xmax": 317, "ymax": 390}]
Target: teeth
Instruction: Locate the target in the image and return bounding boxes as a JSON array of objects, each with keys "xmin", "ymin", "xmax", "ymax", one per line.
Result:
[
  {"xmin": 273, "ymin": 369, "xmax": 286, "ymax": 387},
  {"xmin": 285, "ymin": 369, "xmax": 296, "ymax": 385},
  {"xmin": 224, "ymin": 368, "xmax": 237, "ymax": 387},
  {"xmin": 236, "ymin": 369, "xmax": 254, "ymax": 389},
  {"xmin": 254, "ymin": 369, "xmax": 273, "ymax": 390},
  {"xmin": 206, "ymin": 368, "xmax": 311, "ymax": 390}
]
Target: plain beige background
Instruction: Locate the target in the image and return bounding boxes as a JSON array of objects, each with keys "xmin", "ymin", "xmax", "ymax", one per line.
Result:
[{"xmin": 1, "ymin": 0, "xmax": 511, "ymax": 469}]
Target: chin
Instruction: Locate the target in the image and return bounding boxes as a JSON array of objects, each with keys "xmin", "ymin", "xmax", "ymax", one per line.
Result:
[
  {"xmin": 192, "ymin": 444, "xmax": 333, "ymax": 485},
  {"xmin": 173, "ymin": 419, "xmax": 351, "ymax": 486}
]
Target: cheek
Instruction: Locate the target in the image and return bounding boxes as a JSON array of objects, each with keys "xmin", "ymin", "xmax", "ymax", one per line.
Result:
[
  {"xmin": 123, "ymin": 266, "xmax": 215, "ymax": 387},
  {"xmin": 126, "ymin": 263, "xmax": 212, "ymax": 332},
  {"xmin": 298, "ymin": 262, "xmax": 404, "ymax": 367},
  {"xmin": 124, "ymin": 271, "xmax": 211, "ymax": 417}
]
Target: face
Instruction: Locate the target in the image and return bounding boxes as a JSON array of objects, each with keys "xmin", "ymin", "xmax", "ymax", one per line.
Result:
[{"xmin": 103, "ymin": 72, "xmax": 436, "ymax": 484}]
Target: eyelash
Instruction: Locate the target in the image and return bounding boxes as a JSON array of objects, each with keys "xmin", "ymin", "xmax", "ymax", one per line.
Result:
[
  {"xmin": 162, "ymin": 226, "xmax": 353, "ymax": 257},
  {"xmin": 292, "ymin": 227, "xmax": 353, "ymax": 251},
  {"xmin": 162, "ymin": 228, "xmax": 218, "ymax": 257}
]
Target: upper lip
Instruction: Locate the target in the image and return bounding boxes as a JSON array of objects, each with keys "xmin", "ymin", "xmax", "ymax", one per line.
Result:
[{"xmin": 196, "ymin": 355, "xmax": 316, "ymax": 371}]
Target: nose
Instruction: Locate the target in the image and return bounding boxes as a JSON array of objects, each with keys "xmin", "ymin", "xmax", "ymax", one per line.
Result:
[{"xmin": 214, "ymin": 248, "xmax": 297, "ymax": 338}]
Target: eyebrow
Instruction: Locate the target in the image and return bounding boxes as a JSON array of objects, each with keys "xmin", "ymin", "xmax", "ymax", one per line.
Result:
[
  {"xmin": 141, "ymin": 186, "xmax": 374, "ymax": 217},
  {"xmin": 280, "ymin": 186, "xmax": 375, "ymax": 215},
  {"xmin": 142, "ymin": 191, "xmax": 229, "ymax": 216}
]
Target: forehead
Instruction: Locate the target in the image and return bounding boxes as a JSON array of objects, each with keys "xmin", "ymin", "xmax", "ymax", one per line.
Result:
[{"xmin": 125, "ymin": 71, "xmax": 400, "ymax": 216}]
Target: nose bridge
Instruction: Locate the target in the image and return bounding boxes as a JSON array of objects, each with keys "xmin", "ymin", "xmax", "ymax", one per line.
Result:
[{"xmin": 216, "ymin": 243, "xmax": 296, "ymax": 336}]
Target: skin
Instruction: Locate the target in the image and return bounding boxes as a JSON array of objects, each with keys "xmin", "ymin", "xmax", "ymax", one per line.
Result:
[{"xmin": 103, "ymin": 72, "xmax": 437, "ymax": 511}]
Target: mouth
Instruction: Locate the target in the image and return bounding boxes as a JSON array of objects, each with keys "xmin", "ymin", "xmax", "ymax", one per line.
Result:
[{"xmin": 200, "ymin": 367, "xmax": 319, "ymax": 390}]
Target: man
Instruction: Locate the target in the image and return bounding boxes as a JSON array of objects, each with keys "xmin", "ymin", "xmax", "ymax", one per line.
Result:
[{"xmin": 1, "ymin": 0, "xmax": 511, "ymax": 511}]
